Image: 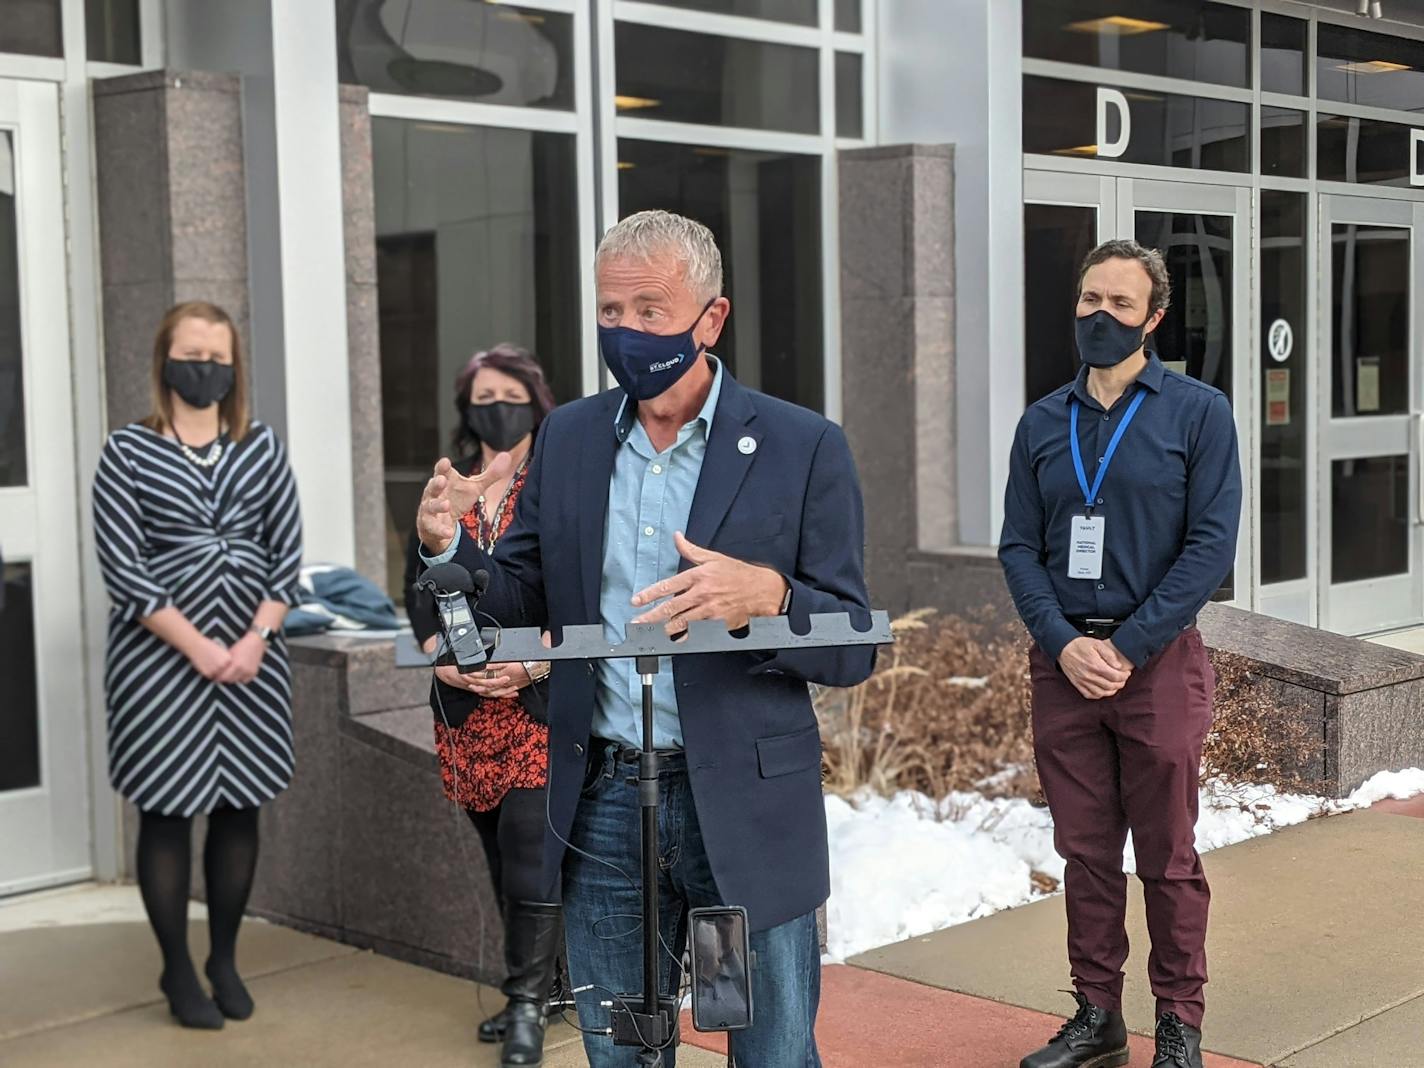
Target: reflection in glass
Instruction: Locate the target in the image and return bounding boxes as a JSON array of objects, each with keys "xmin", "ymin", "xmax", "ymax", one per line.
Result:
[
  {"xmin": 1260, "ymin": 192, "xmax": 1307, "ymax": 585},
  {"xmin": 1260, "ymin": 14, "xmax": 1306, "ymax": 96},
  {"xmin": 836, "ymin": 52, "xmax": 863, "ymax": 139},
  {"xmin": 1135, "ymin": 211, "xmax": 1233, "ymax": 399},
  {"xmin": 86, "ymin": 0, "xmax": 141, "ymax": 65},
  {"xmin": 372, "ymin": 119, "xmax": 580, "ymax": 595},
  {"xmin": 835, "ymin": 0, "xmax": 861, "ymax": 33},
  {"xmin": 1024, "ymin": 203, "xmax": 1096, "ymax": 404},
  {"xmin": 0, "ymin": 563, "xmax": 40, "ymax": 792},
  {"xmin": 1331, "ymin": 224, "xmax": 1409, "ymax": 418},
  {"xmin": 1333, "ymin": 456, "xmax": 1409, "ymax": 583},
  {"xmin": 1022, "ymin": 0, "xmax": 1250, "ymax": 88},
  {"xmin": 1022, "ymin": 77, "xmax": 1248, "ymax": 172},
  {"xmin": 0, "ymin": 133, "xmax": 28, "ymax": 489},
  {"xmin": 618, "ymin": 140, "xmax": 823, "ymax": 412},
  {"xmin": 1318, "ymin": 113, "xmax": 1422, "ymax": 187},
  {"xmin": 1261, "ymin": 107, "xmax": 1306, "ymax": 179},
  {"xmin": 641, "ymin": 0, "xmax": 816, "ymax": 25},
  {"xmin": 335, "ymin": 0, "xmax": 574, "ymax": 110},
  {"xmin": 615, "ymin": 23, "xmax": 819, "ymax": 134},
  {"xmin": 1317, "ymin": 22, "xmax": 1424, "ymax": 114},
  {"xmin": 0, "ymin": 0, "xmax": 62, "ymax": 57}
]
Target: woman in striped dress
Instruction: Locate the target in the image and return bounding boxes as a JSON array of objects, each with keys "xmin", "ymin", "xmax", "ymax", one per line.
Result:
[{"xmin": 92, "ymin": 301, "xmax": 303, "ymax": 1030}]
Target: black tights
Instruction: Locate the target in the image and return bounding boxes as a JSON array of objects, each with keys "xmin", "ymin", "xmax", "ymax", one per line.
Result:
[
  {"xmin": 138, "ymin": 806, "xmax": 260, "ymax": 1007},
  {"xmin": 467, "ymin": 788, "xmax": 558, "ymax": 905}
]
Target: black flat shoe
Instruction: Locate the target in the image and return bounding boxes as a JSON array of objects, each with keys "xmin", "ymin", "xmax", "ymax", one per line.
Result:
[
  {"xmin": 160, "ymin": 970, "xmax": 225, "ymax": 1030},
  {"xmin": 1020, "ymin": 991, "xmax": 1129, "ymax": 1068},
  {"xmin": 205, "ymin": 960, "xmax": 254, "ymax": 1021}
]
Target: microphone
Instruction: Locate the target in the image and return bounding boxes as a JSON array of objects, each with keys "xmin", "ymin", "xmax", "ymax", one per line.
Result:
[{"xmin": 419, "ymin": 562, "xmax": 490, "ymax": 673}]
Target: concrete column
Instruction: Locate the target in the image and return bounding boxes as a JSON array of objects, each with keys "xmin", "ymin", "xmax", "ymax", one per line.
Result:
[
  {"xmin": 838, "ymin": 144, "xmax": 956, "ymax": 614},
  {"xmin": 93, "ymin": 70, "xmax": 250, "ymax": 430}
]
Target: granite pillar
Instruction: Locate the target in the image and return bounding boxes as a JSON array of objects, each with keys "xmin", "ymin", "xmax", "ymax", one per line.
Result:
[
  {"xmin": 337, "ymin": 85, "xmax": 387, "ymax": 588},
  {"xmin": 838, "ymin": 144, "xmax": 956, "ymax": 615},
  {"xmin": 93, "ymin": 70, "xmax": 250, "ymax": 429}
]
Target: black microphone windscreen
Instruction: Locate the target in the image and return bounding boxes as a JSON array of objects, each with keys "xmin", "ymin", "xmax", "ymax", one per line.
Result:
[
  {"xmin": 423, "ymin": 561, "xmax": 475, "ymax": 595},
  {"xmin": 473, "ymin": 569, "xmax": 490, "ymax": 595}
]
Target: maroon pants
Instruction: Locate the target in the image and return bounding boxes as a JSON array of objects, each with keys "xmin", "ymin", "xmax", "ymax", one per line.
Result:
[{"xmin": 1029, "ymin": 628, "xmax": 1214, "ymax": 1028}]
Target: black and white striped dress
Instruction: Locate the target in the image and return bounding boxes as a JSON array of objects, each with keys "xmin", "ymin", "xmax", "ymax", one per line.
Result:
[{"xmin": 93, "ymin": 422, "xmax": 304, "ymax": 816}]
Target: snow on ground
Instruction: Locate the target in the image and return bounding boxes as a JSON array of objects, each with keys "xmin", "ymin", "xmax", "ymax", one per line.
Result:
[{"xmin": 824, "ymin": 767, "xmax": 1424, "ymax": 962}]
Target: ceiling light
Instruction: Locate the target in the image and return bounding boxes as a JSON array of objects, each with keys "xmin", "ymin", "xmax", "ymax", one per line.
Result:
[
  {"xmin": 615, "ymin": 95, "xmax": 661, "ymax": 110},
  {"xmin": 1334, "ymin": 59, "xmax": 1411, "ymax": 74},
  {"xmin": 1064, "ymin": 16, "xmax": 1170, "ymax": 35},
  {"xmin": 617, "ymin": 161, "xmax": 635, "ymax": 170}
]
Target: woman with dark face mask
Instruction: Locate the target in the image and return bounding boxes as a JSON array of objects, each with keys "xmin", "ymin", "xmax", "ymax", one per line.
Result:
[
  {"xmin": 91, "ymin": 302, "xmax": 304, "ymax": 1031},
  {"xmin": 402, "ymin": 344, "xmax": 562, "ymax": 1066}
]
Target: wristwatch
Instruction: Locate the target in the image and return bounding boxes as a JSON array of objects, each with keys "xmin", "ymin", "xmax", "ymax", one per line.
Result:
[
  {"xmin": 249, "ymin": 625, "xmax": 276, "ymax": 645},
  {"xmin": 779, "ymin": 582, "xmax": 793, "ymax": 615},
  {"xmin": 522, "ymin": 660, "xmax": 551, "ymax": 684}
]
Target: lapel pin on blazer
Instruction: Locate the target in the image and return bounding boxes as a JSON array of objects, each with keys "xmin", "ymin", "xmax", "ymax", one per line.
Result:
[{"xmin": 737, "ymin": 435, "xmax": 757, "ymax": 455}]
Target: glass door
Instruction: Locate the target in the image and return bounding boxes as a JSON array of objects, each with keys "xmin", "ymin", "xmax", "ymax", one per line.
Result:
[
  {"xmin": 1318, "ymin": 195, "xmax": 1424, "ymax": 635},
  {"xmin": 0, "ymin": 80, "xmax": 90, "ymax": 895},
  {"xmin": 1119, "ymin": 178, "xmax": 1253, "ymax": 606}
]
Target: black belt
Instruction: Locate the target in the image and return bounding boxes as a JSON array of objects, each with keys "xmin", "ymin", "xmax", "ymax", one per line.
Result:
[
  {"xmin": 1067, "ymin": 617, "xmax": 1122, "ymax": 640},
  {"xmin": 588, "ymin": 737, "xmax": 684, "ymax": 766}
]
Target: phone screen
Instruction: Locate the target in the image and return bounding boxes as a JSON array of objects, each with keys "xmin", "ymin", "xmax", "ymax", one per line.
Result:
[{"xmin": 689, "ymin": 906, "xmax": 752, "ymax": 1032}]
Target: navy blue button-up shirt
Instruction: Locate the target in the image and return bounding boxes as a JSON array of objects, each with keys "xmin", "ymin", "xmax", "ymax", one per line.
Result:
[{"xmin": 998, "ymin": 354, "xmax": 1241, "ymax": 668}]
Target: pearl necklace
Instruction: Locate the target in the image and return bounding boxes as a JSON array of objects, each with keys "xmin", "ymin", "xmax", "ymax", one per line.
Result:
[{"xmin": 179, "ymin": 439, "xmax": 224, "ymax": 468}]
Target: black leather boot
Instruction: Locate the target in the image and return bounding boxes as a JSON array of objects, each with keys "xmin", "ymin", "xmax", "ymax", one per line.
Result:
[
  {"xmin": 1152, "ymin": 1012, "xmax": 1204, "ymax": 1068},
  {"xmin": 1020, "ymin": 991, "xmax": 1130, "ymax": 1068},
  {"xmin": 478, "ymin": 1004, "xmax": 511, "ymax": 1044},
  {"xmin": 500, "ymin": 901, "xmax": 562, "ymax": 1068}
]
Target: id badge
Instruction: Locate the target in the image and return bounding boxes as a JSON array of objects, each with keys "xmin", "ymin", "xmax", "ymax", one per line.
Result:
[{"xmin": 1067, "ymin": 514, "xmax": 1105, "ymax": 580}]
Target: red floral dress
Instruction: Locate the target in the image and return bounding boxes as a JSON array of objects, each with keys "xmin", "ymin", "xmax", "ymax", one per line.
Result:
[{"xmin": 432, "ymin": 463, "xmax": 549, "ymax": 812}]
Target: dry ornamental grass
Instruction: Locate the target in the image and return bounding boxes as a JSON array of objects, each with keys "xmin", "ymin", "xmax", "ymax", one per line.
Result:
[{"xmin": 815, "ymin": 610, "xmax": 1324, "ymax": 802}]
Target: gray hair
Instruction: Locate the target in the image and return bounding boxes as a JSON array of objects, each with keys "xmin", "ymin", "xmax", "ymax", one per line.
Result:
[
  {"xmin": 595, "ymin": 210, "xmax": 723, "ymax": 303},
  {"xmin": 1078, "ymin": 239, "xmax": 1172, "ymax": 315}
]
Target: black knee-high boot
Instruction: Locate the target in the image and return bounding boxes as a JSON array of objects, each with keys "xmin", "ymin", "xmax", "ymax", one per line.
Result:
[{"xmin": 500, "ymin": 901, "xmax": 563, "ymax": 1068}]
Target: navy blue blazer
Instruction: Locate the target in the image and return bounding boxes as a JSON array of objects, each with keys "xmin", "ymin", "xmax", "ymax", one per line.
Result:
[{"xmin": 445, "ymin": 371, "xmax": 876, "ymax": 930}]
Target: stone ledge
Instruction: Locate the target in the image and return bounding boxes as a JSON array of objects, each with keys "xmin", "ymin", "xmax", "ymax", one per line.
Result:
[{"xmin": 92, "ymin": 68, "xmax": 240, "ymax": 97}]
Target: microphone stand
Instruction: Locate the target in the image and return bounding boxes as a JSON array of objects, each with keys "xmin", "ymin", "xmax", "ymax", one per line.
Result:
[{"xmin": 398, "ymin": 610, "xmax": 892, "ymax": 1065}]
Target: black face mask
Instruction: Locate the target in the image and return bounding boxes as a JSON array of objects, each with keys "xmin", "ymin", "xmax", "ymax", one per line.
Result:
[
  {"xmin": 465, "ymin": 401, "xmax": 535, "ymax": 452},
  {"xmin": 1074, "ymin": 309, "xmax": 1149, "ymax": 368},
  {"xmin": 163, "ymin": 358, "xmax": 235, "ymax": 409}
]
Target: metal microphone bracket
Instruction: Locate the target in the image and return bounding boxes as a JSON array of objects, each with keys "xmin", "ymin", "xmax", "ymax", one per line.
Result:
[{"xmin": 395, "ymin": 610, "xmax": 891, "ymax": 1064}]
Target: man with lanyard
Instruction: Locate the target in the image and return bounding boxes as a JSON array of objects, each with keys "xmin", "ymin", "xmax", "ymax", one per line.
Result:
[{"xmin": 999, "ymin": 239, "xmax": 1241, "ymax": 1068}]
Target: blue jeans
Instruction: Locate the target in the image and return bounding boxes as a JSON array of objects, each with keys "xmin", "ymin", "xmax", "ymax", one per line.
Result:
[{"xmin": 564, "ymin": 744, "xmax": 823, "ymax": 1067}]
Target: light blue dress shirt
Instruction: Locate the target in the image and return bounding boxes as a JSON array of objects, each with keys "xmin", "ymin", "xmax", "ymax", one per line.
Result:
[{"xmin": 422, "ymin": 359, "xmax": 724, "ymax": 750}]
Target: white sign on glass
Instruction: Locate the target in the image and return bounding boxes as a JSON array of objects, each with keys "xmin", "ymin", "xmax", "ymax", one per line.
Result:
[{"xmin": 1267, "ymin": 319, "xmax": 1293, "ymax": 363}]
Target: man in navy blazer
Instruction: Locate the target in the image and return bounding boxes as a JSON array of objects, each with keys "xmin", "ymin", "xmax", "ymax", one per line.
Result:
[{"xmin": 417, "ymin": 210, "xmax": 874, "ymax": 1065}]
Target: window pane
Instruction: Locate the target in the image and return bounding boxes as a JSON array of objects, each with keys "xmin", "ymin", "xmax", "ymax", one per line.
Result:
[
  {"xmin": 640, "ymin": 0, "xmax": 816, "ymax": 25},
  {"xmin": 0, "ymin": 133, "xmax": 27, "ymax": 489},
  {"xmin": 1333, "ymin": 456, "xmax": 1409, "ymax": 583},
  {"xmin": 1318, "ymin": 113, "xmax": 1423, "ymax": 187},
  {"xmin": 1023, "ymin": 77, "xmax": 1248, "ymax": 172},
  {"xmin": 1260, "ymin": 191, "xmax": 1307, "ymax": 585},
  {"xmin": 1331, "ymin": 223, "xmax": 1410, "ymax": 418},
  {"xmin": 615, "ymin": 23, "xmax": 819, "ymax": 134},
  {"xmin": 372, "ymin": 119, "xmax": 581, "ymax": 596},
  {"xmin": 617, "ymin": 140, "xmax": 823, "ymax": 412},
  {"xmin": 1261, "ymin": 106, "xmax": 1307, "ymax": 179},
  {"xmin": 1022, "ymin": 0, "xmax": 1250, "ymax": 88},
  {"xmin": 1024, "ymin": 203, "xmax": 1096, "ymax": 404},
  {"xmin": 86, "ymin": 0, "xmax": 141, "ymax": 65},
  {"xmin": 1260, "ymin": 13, "xmax": 1306, "ymax": 96},
  {"xmin": 835, "ymin": 0, "xmax": 862, "ymax": 33},
  {"xmin": 0, "ymin": 562, "xmax": 40, "ymax": 792},
  {"xmin": 0, "ymin": 0, "xmax": 62, "ymax": 57},
  {"xmin": 835, "ymin": 52, "xmax": 863, "ymax": 139},
  {"xmin": 336, "ymin": 0, "xmax": 574, "ymax": 110},
  {"xmin": 1135, "ymin": 210, "xmax": 1233, "ymax": 399},
  {"xmin": 1317, "ymin": 22, "xmax": 1424, "ymax": 114}
]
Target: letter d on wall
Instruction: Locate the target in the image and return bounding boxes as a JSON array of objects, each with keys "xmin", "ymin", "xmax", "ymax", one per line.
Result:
[
  {"xmin": 1096, "ymin": 87, "xmax": 1131, "ymax": 159},
  {"xmin": 1411, "ymin": 128, "xmax": 1423, "ymax": 188}
]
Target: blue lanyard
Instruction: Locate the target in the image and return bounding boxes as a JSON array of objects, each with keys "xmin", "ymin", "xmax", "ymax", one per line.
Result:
[{"xmin": 1069, "ymin": 387, "xmax": 1147, "ymax": 511}]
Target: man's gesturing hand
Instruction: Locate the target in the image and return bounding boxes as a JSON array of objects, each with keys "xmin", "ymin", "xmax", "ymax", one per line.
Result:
[
  {"xmin": 1058, "ymin": 636, "xmax": 1132, "ymax": 700},
  {"xmin": 630, "ymin": 531, "xmax": 788, "ymax": 635},
  {"xmin": 416, "ymin": 453, "xmax": 514, "ymax": 554}
]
